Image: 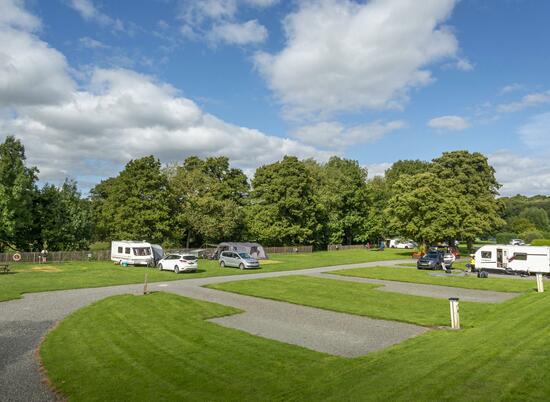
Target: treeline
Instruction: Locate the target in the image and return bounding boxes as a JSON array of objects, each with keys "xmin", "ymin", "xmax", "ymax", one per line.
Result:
[
  {"xmin": 0, "ymin": 135, "xmax": 506, "ymax": 252},
  {"xmin": 498, "ymin": 195, "xmax": 550, "ymax": 243}
]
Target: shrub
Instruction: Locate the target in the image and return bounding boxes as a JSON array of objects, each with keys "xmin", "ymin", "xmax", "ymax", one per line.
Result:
[
  {"xmin": 531, "ymin": 239, "xmax": 550, "ymax": 246},
  {"xmin": 495, "ymin": 232, "xmax": 518, "ymax": 244},
  {"xmin": 520, "ymin": 230, "xmax": 543, "ymax": 244}
]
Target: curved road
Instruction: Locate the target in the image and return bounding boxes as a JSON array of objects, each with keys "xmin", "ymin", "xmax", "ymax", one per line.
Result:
[{"xmin": 0, "ymin": 260, "xmax": 518, "ymax": 401}]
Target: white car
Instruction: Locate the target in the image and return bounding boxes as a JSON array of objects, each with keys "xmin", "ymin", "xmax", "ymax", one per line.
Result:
[
  {"xmin": 157, "ymin": 253, "xmax": 198, "ymax": 273},
  {"xmin": 396, "ymin": 241, "xmax": 416, "ymax": 249},
  {"xmin": 444, "ymin": 252, "xmax": 456, "ymax": 265}
]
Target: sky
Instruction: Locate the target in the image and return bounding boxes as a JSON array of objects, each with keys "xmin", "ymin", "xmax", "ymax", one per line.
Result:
[{"xmin": 1, "ymin": 0, "xmax": 550, "ymax": 196}]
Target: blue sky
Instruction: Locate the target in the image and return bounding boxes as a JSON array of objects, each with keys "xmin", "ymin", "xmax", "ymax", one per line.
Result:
[{"xmin": 1, "ymin": 0, "xmax": 550, "ymax": 195}]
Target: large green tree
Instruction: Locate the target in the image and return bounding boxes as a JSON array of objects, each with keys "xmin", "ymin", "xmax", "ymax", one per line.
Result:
[
  {"xmin": 431, "ymin": 151, "xmax": 505, "ymax": 249},
  {"xmin": 91, "ymin": 156, "xmax": 171, "ymax": 243},
  {"xmin": 0, "ymin": 136, "xmax": 38, "ymax": 251},
  {"xmin": 36, "ymin": 180, "xmax": 92, "ymax": 250},
  {"xmin": 246, "ymin": 156, "xmax": 323, "ymax": 246},
  {"xmin": 167, "ymin": 156, "xmax": 249, "ymax": 247},
  {"xmin": 385, "ymin": 172, "xmax": 474, "ymax": 247},
  {"xmin": 385, "ymin": 159, "xmax": 431, "ymax": 189}
]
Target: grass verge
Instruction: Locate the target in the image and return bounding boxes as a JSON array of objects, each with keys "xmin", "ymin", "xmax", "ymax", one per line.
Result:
[{"xmin": 41, "ymin": 291, "xmax": 550, "ymax": 401}]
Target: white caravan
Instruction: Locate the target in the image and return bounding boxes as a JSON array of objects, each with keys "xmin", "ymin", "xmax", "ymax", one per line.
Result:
[
  {"xmin": 475, "ymin": 245, "xmax": 550, "ymax": 274},
  {"xmin": 111, "ymin": 241, "xmax": 164, "ymax": 266}
]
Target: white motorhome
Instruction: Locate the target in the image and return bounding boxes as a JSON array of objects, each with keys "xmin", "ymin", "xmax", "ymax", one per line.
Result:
[
  {"xmin": 475, "ymin": 245, "xmax": 550, "ymax": 274},
  {"xmin": 111, "ymin": 241, "xmax": 164, "ymax": 266}
]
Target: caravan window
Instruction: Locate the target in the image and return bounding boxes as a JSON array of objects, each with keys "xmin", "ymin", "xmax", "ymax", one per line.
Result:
[
  {"xmin": 513, "ymin": 253, "xmax": 527, "ymax": 261},
  {"xmin": 118, "ymin": 246, "xmax": 123, "ymax": 253},
  {"xmin": 125, "ymin": 247, "xmax": 130, "ymax": 254},
  {"xmin": 481, "ymin": 251, "xmax": 492, "ymax": 259},
  {"xmin": 133, "ymin": 247, "xmax": 151, "ymax": 256}
]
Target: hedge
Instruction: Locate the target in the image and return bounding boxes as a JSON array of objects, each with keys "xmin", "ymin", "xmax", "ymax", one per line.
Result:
[{"xmin": 531, "ymin": 239, "xmax": 550, "ymax": 246}]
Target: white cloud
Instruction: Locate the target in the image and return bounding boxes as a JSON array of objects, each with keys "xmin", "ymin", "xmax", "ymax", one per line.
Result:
[
  {"xmin": 255, "ymin": 0, "xmax": 461, "ymax": 119},
  {"xmin": 499, "ymin": 83, "xmax": 524, "ymax": 95},
  {"xmin": 179, "ymin": 0, "xmax": 269, "ymax": 45},
  {"xmin": 0, "ymin": 3, "xmax": 74, "ymax": 107},
  {"xmin": 79, "ymin": 36, "xmax": 109, "ymax": 49},
  {"xmin": 496, "ymin": 90, "xmax": 550, "ymax": 113},
  {"xmin": 292, "ymin": 120, "xmax": 405, "ymax": 150},
  {"xmin": 68, "ymin": 0, "xmax": 124, "ymax": 31},
  {"xmin": 518, "ymin": 112, "xmax": 550, "ymax": 150},
  {"xmin": 428, "ymin": 115, "xmax": 470, "ymax": 131},
  {"xmin": 365, "ymin": 162, "xmax": 392, "ymax": 179},
  {"xmin": 489, "ymin": 151, "xmax": 550, "ymax": 196},
  {"xmin": 0, "ymin": 0, "xmax": 330, "ymax": 184},
  {"xmin": 455, "ymin": 58, "xmax": 474, "ymax": 71},
  {"xmin": 209, "ymin": 19, "xmax": 267, "ymax": 45}
]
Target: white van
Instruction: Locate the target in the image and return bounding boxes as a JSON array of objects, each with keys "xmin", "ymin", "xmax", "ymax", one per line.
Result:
[
  {"xmin": 475, "ymin": 245, "xmax": 550, "ymax": 274},
  {"xmin": 111, "ymin": 241, "xmax": 164, "ymax": 267}
]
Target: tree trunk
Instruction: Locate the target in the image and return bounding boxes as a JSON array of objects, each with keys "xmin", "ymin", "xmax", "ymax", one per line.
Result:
[{"xmin": 186, "ymin": 229, "xmax": 191, "ymax": 249}]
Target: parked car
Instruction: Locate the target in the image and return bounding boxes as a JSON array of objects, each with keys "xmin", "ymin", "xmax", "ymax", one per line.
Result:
[
  {"xmin": 219, "ymin": 251, "xmax": 260, "ymax": 270},
  {"xmin": 396, "ymin": 241, "xmax": 417, "ymax": 249},
  {"xmin": 510, "ymin": 239, "xmax": 525, "ymax": 246},
  {"xmin": 417, "ymin": 251, "xmax": 452, "ymax": 270},
  {"xmin": 157, "ymin": 253, "xmax": 198, "ymax": 273},
  {"xmin": 444, "ymin": 252, "xmax": 456, "ymax": 265}
]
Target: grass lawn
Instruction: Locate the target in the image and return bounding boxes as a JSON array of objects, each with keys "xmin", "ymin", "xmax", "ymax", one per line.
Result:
[
  {"xmin": 41, "ymin": 291, "xmax": 550, "ymax": 401},
  {"xmin": 0, "ymin": 248, "xmax": 408, "ymax": 302},
  {"xmin": 208, "ymin": 275, "xmax": 495, "ymax": 327},
  {"xmin": 329, "ymin": 266, "xmax": 540, "ymax": 293}
]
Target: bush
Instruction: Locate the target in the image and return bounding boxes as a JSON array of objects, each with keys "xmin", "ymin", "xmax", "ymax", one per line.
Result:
[
  {"xmin": 89, "ymin": 241, "xmax": 110, "ymax": 251},
  {"xmin": 520, "ymin": 230, "xmax": 544, "ymax": 244},
  {"xmin": 495, "ymin": 232, "xmax": 518, "ymax": 244},
  {"xmin": 531, "ymin": 239, "xmax": 550, "ymax": 246}
]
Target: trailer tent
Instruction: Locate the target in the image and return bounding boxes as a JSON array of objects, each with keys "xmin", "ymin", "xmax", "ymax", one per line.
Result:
[{"xmin": 214, "ymin": 242, "xmax": 268, "ymax": 260}]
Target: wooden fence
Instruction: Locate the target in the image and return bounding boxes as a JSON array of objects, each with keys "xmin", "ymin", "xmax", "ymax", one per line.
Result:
[{"xmin": 0, "ymin": 245, "xmax": 313, "ymax": 263}]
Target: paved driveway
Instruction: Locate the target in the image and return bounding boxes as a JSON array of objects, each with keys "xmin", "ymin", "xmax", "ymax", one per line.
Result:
[{"xmin": 0, "ymin": 260, "xmax": 520, "ymax": 401}]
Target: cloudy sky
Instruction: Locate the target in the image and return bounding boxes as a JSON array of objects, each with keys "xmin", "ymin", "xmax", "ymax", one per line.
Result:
[{"xmin": 1, "ymin": 0, "xmax": 549, "ymax": 195}]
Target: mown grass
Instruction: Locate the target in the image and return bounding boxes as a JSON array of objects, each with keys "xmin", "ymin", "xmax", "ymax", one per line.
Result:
[
  {"xmin": 0, "ymin": 248, "xmax": 408, "ymax": 302},
  {"xmin": 208, "ymin": 275, "xmax": 495, "ymax": 327},
  {"xmin": 41, "ymin": 291, "xmax": 550, "ymax": 401},
  {"xmin": 329, "ymin": 266, "xmax": 540, "ymax": 293}
]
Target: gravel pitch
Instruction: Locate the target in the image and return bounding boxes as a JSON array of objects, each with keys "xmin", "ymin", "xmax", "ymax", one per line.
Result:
[{"xmin": 0, "ymin": 258, "xmax": 519, "ymax": 401}]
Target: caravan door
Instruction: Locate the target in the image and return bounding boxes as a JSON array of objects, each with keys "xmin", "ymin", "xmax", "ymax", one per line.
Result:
[{"xmin": 496, "ymin": 248, "xmax": 508, "ymax": 269}]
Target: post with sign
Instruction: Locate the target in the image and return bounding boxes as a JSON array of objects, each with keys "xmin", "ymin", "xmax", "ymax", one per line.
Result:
[{"xmin": 449, "ymin": 297, "xmax": 460, "ymax": 329}]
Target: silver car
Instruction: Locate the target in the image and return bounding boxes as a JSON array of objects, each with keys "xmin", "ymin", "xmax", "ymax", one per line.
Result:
[{"xmin": 219, "ymin": 251, "xmax": 260, "ymax": 270}]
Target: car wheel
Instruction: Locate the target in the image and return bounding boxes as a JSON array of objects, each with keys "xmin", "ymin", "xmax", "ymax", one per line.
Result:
[
  {"xmin": 220, "ymin": 261, "xmax": 225, "ymax": 268},
  {"xmin": 174, "ymin": 265, "xmax": 180, "ymax": 274},
  {"xmin": 158, "ymin": 263, "xmax": 163, "ymax": 271},
  {"xmin": 239, "ymin": 263, "xmax": 245, "ymax": 270}
]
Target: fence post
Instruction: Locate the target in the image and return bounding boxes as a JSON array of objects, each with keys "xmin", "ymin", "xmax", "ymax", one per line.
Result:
[
  {"xmin": 536, "ymin": 273, "xmax": 544, "ymax": 293},
  {"xmin": 449, "ymin": 298, "xmax": 460, "ymax": 329}
]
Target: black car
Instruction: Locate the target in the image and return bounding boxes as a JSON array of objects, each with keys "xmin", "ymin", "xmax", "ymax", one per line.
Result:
[{"xmin": 417, "ymin": 251, "xmax": 447, "ymax": 270}]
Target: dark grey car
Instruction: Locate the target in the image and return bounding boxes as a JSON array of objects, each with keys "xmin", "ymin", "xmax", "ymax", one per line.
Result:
[{"xmin": 417, "ymin": 251, "xmax": 450, "ymax": 270}]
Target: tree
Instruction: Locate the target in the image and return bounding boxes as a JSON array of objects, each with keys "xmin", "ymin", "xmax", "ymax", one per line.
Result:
[
  {"xmin": 431, "ymin": 151, "xmax": 505, "ymax": 249},
  {"xmin": 168, "ymin": 156, "xmax": 249, "ymax": 247},
  {"xmin": 0, "ymin": 136, "xmax": 38, "ymax": 251},
  {"xmin": 385, "ymin": 159, "xmax": 431, "ymax": 189},
  {"xmin": 91, "ymin": 156, "xmax": 171, "ymax": 243},
  {"xmin": 312, "ymin": 157, "xmax": 370, "ymax": 245},
  {"xmin": 246, "ymin": 156, "xmax": 323, "ymax": 246},
  {"xmin": 519, "ymin": 207, "xmax": 549, "ymax": 231},
  {"xmin": 36, "ymin": 180, "xmax": 92, "ymax": 250},
  {"xmin": 363, "ymin": 176, "xmax": 390, "ymax": 243},
  {"xmin": 385, "ymin": 172, "xmax": 474, "ymax": 248}
]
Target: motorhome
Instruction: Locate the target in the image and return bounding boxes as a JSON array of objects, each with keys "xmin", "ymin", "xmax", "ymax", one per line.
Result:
[
  {"xmin": 110, "ymin": 241, "xmax": 164, "ymax": 266},
  {"xmin": 474, "ymin": 245, "xmax": 550, "ymax": 274}
]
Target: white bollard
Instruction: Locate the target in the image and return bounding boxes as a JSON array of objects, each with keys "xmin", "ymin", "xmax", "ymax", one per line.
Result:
[
  {"xmin": 449, "ymin": 298, "xmax": 460, "ymax": 329},
  {"xmin": 536, "ymin": 273, "xmax": 544, "ymax": 293}
]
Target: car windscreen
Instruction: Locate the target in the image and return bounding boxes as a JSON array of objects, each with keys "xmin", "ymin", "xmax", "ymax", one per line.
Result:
[
  {"xmin": 133, "ymin": 247, "xmax": 151, "ymax": 256},
  {"xmin": 238, "ymin": 252, "xmax": 252, "ymax": 259},
  {"xmin": 426, "ymin": 252, "xmax": 440, "ymax": 258},
  {"xmin": 180, "ymin": 255, "xmax": 197, "ymax": 261}
]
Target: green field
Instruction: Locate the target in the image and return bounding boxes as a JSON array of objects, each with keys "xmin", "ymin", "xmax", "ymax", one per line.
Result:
[
  {"xmin": 0, "ymin": 248, "xmax": 408, "ymax": 302},
  {"xmin": 208, "ymin": 275, "xmax": 495, "ymax": 327},
  {"xmin": 41, "ymin": 291, "xmax": 550, "ymax": 401},
  {"xmin": 330, "ymin": 266, "xmax": 539, "ymax": 293}
]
